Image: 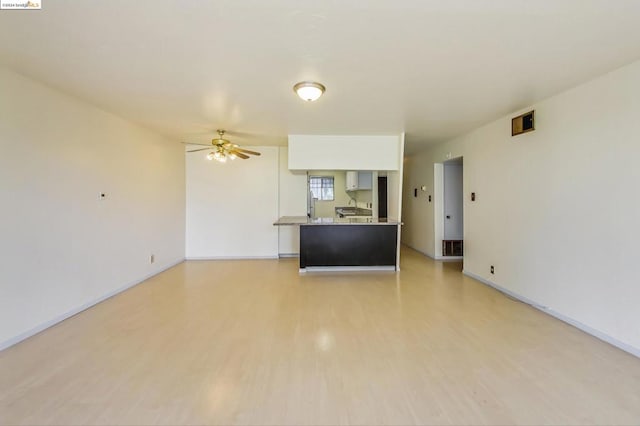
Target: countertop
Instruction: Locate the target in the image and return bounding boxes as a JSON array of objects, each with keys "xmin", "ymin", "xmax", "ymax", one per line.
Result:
[{"xmin": 274, "ymin": 216, "xmax": 401, "ymax": 226}]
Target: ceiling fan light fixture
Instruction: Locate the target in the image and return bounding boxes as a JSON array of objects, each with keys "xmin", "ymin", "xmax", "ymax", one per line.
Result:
[
  {"xmin": 293, "ymin": 81, "xmax": 325, "ymax": 102},
  {"xmin": 213, "ymin": 150, "xmax": 227, "ymax": 163},
  {"xmin": 186, "ymin": 129, "xmax": 261, "ymax": 162}
]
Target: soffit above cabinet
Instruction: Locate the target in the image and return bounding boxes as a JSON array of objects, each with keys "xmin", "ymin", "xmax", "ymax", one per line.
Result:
[{"xmin": 288, "ymin": 135, "xmax": 403, "ymax": 171}]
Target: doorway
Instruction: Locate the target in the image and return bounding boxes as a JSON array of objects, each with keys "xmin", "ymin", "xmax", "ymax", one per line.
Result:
[
  {"xmin": 377, "ymin": 176, "xmax": 387, "ymax": 219},
  {"xmin": 435, "ymin": 157, "xmax": 463, "ymax": 259}
]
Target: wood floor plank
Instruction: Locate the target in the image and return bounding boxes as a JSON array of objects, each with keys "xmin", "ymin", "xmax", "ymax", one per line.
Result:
[{"xmin": 1, "ymin": 247, "xmax": 639, "ymax": 425}]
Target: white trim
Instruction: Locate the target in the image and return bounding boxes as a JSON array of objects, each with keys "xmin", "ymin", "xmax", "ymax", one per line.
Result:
[
  {"xmin": 185, "ymin": 255, "xmax": 279, "ymax": 260},
  {"xmin": 436, "ymin": 255, "xmax": 463, "ymax": 261},
  {"xmin": 300, "ymin": 266, "xmax": 396, "ymax": 273},
  {"xmin": 403, "ymin": 244, "xmax": 463, "ymax": 262},
  {"xmin": 463, "ymin": 270, "xmax": 640, "ymax": 359},
  {"xmin": 408, "ymin": 246, "xmax": 434, "ymax": 259},
  {"xmin": 278, "ymin": 253, "xmax": 300, "ymax": 258},
  {"xmin": 395, "ymin": 133, "xmax": 405, "ymax": 271},
  {"xmin": 0, "ymin": 258, "xmax": 185, "ymax": 352},
  {"xmin": 420, "ymin": 250, "xmax": 435, "ymax": 259},
  {"xmin": 433, "ymin": 163, "xmax": 444, "ymax": 257}
]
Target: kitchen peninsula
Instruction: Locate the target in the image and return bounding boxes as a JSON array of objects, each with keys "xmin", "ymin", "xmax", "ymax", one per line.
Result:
[
  {"xmin": 274, "ymin": 216, "xmax": 400, "ymax": 271},
  {"xmin": 282, "ymin": 134, "xmax": 405, "ymax": 270}
]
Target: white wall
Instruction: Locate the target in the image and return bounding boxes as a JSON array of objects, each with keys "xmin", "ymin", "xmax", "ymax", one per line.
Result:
[
  {"xmin": 386, "ymin": 134, "xmax": 405, "ymax": 222},
  {"xmin": 403, "ymin": 59, "xmax": 640, "ymax": 354},
  {"xmin": 443, "ymin": 163, "xmax": 463, "ymax": 240},
  {"xmin": 278, "ymin": 147, "xmax": 307, "ymax": 255},
  {"xmin": 0, "ymin": 67, "xmax": 185, "ymax": 349},
  {"xmin": 354, "ymin": 188, "xmax": 373, "ymax": 210},
  {"xmin": 186, "ymin": 146, "xmax": 279, "ymax": 258}
]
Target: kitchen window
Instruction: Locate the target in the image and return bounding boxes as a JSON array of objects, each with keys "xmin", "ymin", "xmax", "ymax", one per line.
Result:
[{"xmin": 309, "ymin": 176, "xmax": 334, "ymax": 201}]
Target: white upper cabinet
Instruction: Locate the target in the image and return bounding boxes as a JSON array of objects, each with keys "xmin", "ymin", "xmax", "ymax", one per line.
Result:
[
  {"xmin": 346, "ymin": 171, "xmax": 372, "ymax": 191},
  {"xmin": 346, "ymin": 171, "xmax": 357, "ymax": 191}
]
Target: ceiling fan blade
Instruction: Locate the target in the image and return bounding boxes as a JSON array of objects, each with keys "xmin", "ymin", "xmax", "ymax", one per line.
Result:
[
  {"xmin": 235, "ymin": 148, "xmax": 261, "ymax": 156},
  {"xmin": 186, "ymin": 147, "xmax": 213, "ymax": 153},
  {"xmin": 229, "ymin": 150, "xmax": 249, "ymax": 159},
  {"xmin": 182, "ymin": 142, "xmax": 212, "ymax": 146}
]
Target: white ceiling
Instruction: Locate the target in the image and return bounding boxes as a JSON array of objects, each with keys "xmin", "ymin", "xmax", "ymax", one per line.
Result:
[{"xmin": 1, "ymin": 1, "xmax": 639, "ymax": 153}]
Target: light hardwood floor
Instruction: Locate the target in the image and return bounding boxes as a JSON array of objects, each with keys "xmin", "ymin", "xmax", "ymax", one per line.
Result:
[{"xmin": 1, "ymin": 247, "xmax": 640, "ymax": 425}]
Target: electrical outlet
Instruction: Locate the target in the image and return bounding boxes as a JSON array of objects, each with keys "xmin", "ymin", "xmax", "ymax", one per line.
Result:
[
  {"xmin": 490, "ymin": 265, "xmax": 494, "ymax": 274},
  {"xmin": 150, "ymin": 254, "xmax": 155, "ymax": 264}
]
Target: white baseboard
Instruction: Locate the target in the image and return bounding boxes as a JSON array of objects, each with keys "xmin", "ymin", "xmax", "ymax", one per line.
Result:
[
  {"xmin": 404, "ymin": 245, "xmax": 462, "ymax": 262},
  {"xmin": 300, "ymin": 266, "xmax": 396, "ymax": 273},
  {"xmin": 0, "ymin": 258, "xmax": 185, "ymax": 352},
  {"xmin": 403, "ymin": 244, "xmax": 435, "ymax": 259},
  {"xmin": 463, "ymin": 270, "xmax": 640, "ymax": 359},
  {"xmin": 278, "ymin": 253, "xmax": 300, "ymax": 258},
  {"xmin": 186, "ymin": 255, "xmax": 279, "ymax": 260},
  {"xmin": 436, "ymin": 255, "xmax": 463, "ymax": 261}
]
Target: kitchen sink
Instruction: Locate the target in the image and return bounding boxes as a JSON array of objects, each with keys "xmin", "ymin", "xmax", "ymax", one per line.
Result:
[{"xmin": 335, "ymin": 207, "xmax": 372, "ymax": 218}]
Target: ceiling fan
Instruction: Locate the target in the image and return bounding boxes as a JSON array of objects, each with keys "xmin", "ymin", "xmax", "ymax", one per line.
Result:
[{"xmin": 185, "ymin": 130, "xmax": 261, "ymax": 163}]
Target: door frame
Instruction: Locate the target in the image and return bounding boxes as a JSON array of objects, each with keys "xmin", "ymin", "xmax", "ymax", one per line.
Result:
[{"xmin": 434, "ymin": 157, "xmax": 464, "ymax": 260}]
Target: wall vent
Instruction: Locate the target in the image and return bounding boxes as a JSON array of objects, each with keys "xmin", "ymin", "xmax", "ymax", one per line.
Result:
[
  {"xmin": 443, "ymin": 240, "xmax": 463, "ymax": 256},
  {"xmin": 512, "ymin": 110, "xmax": 535, "ymax": 136}
]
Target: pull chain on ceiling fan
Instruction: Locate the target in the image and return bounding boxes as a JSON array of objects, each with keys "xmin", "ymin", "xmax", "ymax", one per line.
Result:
[{"xmin": 185, "ymin": 130, "xmax": 261, "ymax": 162}]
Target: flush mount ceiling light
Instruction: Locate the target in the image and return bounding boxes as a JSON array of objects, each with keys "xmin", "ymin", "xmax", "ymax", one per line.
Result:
[{"xmin": 293, "ymin": 81, "xmax": 326, "ymax": 102}]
